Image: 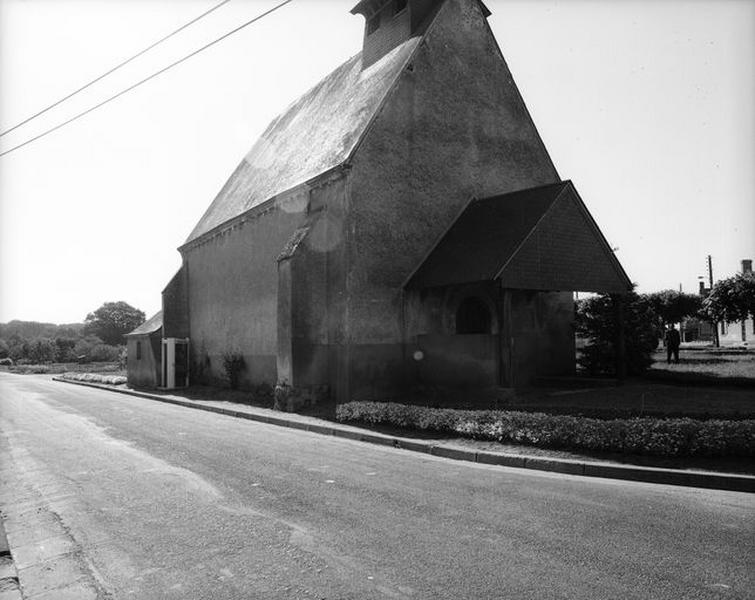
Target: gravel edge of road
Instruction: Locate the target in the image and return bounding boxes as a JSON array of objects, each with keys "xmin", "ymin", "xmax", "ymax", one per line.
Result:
[{"xmin": 51, "ymin": 377, "xmax": 755, "ymax": 494}]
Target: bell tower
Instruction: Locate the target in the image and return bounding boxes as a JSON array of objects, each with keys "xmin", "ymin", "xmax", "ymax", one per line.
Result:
[{"xmin": 351, "ymin": 0, "xmax": 491, "ymax": 69}]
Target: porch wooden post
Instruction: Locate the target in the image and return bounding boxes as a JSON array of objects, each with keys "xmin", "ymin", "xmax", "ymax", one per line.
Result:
[
  {"xmin": 613, "ymin": 294, "xmax": 627, "ymax": 383},
  {"xmin": 498, "ymin": 283, "xmax": 513, "ymax": 387}
]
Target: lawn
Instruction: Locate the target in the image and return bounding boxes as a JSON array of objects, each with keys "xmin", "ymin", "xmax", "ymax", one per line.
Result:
[
  {"xmin": 383, "ymin": 347, "xmax": 755, "ymax": 420},
  {"xmin": 394, "ymin": 382, "xmax": 755, "ymax": 420},
  {"xmin": 0, "ymin": 362, "xmax": 125, "ymax": 376},
  {"xmin": 648, "ymin": 347, "xmax": 754, "ymax": 381}
]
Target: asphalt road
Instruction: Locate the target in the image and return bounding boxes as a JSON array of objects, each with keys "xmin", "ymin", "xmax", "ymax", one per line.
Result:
[{"xmin": 0, "ymin": 374, "xmax": 753, "ymax": 600}]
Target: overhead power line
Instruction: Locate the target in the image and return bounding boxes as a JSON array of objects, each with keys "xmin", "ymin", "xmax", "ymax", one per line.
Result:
[
  {"xmin": 0, "ymin": 0, "xmax": 232, "ymax": 139},
  {"xmin": 0, "ymin": 0, "xmax": 294, "ymax": 159}
]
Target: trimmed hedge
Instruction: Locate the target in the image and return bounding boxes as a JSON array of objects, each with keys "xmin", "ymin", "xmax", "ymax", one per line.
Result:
[
  {"xmin": 336, "ymin": 402, "xmax": 755, "ymax": 458},
  {"xmin": 61, "ymin": 372, "xmax": 127, "ymax": 386}
]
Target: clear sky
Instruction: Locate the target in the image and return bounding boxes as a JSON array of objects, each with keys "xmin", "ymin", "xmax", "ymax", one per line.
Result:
[{"xmin": 1, "ymin": 0, "xmax": 753, "ymax": 324}]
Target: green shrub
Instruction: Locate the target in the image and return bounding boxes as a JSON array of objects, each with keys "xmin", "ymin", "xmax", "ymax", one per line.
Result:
[
  {"xmin": 576, "ymin": 292, "xmax": 661, "ymax": 376},
  {"xmin": 222, "ymin": 352, "xmax": 245, "ymax": 390},
  {"xmin": 54, "ymin": 337, "xmax": 77, "ymax": 362},
  {"xmin": 336, "ymin": 402, "xmax": 754, "ymax": 457},
  {"xmin": 26, "ymin": 337, "xmax": 56, "ymax": 364},
  {"xmin": 0, "ymin": 339, "xmax": 10, "ymax": 359},
  {"xmin": 252, "ymin": 382, "xmax": 274, "ymax": 405},
  {"xmin": 89, "ymin": 343, "xmax": 121, "ymax": 362}
]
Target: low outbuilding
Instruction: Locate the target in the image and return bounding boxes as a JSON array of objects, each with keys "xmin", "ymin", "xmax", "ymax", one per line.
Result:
[{"xmin": 124, "ymin": 311, "xmax": 163, "ymax": 388}]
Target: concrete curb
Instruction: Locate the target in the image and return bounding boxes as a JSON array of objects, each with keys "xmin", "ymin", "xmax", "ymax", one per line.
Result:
[{"xmin": 52, "ymin": 377, "xmax": 755, "ymax": 494}]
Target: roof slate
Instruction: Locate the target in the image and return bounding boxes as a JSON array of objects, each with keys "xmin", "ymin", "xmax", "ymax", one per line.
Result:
[
  {"xmin": 185, "ymin": 38, "xmax": 420, "ymax": 244},
  {"xmin": 125, "ymin": 311, "xmax": 163, "ymax": 337}
]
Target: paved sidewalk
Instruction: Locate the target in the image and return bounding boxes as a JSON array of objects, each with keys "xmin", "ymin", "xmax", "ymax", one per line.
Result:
[
  {"xmin": 53, "ymin": 377, "xmax": 755, "ymax": 494},
  {"xmin": 0, "ymin": 518, "xmax": 21, "ymax": 600},
  {"xmin": 0, "ymin": 462, "xmax": 104, "ymax": 600}
]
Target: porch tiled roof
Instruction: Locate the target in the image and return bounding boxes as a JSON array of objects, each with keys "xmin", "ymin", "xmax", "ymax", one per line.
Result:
[
  {"xmin": 406, "ymin": 181, "xmax": 632, "ymax": 293},
  {"xmin": 124, "ymin": 311, "xmax": 163, "ymax": 337}
]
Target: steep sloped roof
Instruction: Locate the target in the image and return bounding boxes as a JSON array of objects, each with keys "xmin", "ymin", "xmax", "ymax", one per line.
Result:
[
  {"xmin": 186, "ymin": 38, "xmax": 421, "ymax": 244},
  {"xmin": 124, "ymin": 311, "xmax": 163, "ymax": 337},
  {"xmin": 406, "ymin": 181, "xmax": 632, "ymax": 293}
]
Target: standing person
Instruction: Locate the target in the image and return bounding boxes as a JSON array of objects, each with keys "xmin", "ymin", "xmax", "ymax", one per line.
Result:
[{"xmin": 665, "ymin": 325, "xmax": 681, "ymax": 364}]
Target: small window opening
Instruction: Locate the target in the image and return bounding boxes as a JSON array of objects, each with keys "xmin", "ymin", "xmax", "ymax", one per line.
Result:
[
  {"xmin": 394, "ymin": 0, "xmax": 407, "ymax": 15},
  {"xmin": 136, "ymin": 341, "xmax": 142, "ymax": 360},
  {"xmin": 456, "ymin": 297, "xmax": 492, "ymax": 334},
  {"xmin": 367, "ymin": 14, "xmax": 380, "ymax": 35}
]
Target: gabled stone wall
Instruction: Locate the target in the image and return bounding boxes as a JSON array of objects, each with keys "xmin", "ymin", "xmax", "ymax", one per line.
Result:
[{"xmin": 345, "ymin": 0, "xmax": 560, "ymax": 397}]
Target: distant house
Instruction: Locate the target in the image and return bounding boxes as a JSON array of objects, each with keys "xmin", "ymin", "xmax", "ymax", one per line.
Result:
[
  {"xmin": 686, "ymin": 259, "xmax": 753, "ymax": 346},
  {"xmin": 124, "ymin": 311, "xmax": 162, "ymax": 388},
  {"xmin": 716, "ymin": 260, "xmax": 753, "ymax": 346},
  {"xmin": 139, "ymin": 0, "xmax": 631, "ymax": 399}
]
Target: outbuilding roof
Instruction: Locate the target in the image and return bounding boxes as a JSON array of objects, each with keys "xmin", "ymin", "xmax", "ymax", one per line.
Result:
[
  {"xmin": 406, "ymin": 181, "xmax": 632, "ymax": 293},
  {"xmin": 185, "ymin": 37, "xmax": 421, "ymax": 244},
  {"xmin": 124, "ymin": 311, "xmax": 163, "ymax": 337}
]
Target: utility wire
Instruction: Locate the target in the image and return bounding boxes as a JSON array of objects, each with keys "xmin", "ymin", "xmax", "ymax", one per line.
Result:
[
  {"xmin": 0, "ymin": 0, "xmax": 232, "ymax": 139},
  {"xmin": 0, "ymin": 0, "xmax": 294, "ymax": 158}
]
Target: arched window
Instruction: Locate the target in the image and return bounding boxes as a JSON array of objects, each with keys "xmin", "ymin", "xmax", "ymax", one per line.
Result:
[{"xmin": 456, "ymin": 297, "xmax": 492, "ymax": 334}]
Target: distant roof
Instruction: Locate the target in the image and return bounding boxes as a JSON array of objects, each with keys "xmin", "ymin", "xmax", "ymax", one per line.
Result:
[
  {"xmin": 185, "ymin": 38, "xmax": 420, "ymax": 244},
  {"xmin": 406, "ymin": 181, "xmax": 632, "ymax": 293},
  {"xmin": 124, "ymin": 311, "xmax": 163, "ymax": 337}
]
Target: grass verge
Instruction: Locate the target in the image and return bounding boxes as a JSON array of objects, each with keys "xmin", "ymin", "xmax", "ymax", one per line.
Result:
[{"xmin": 1, "ymin": 362, "xmax": 125, "ymax": 376}]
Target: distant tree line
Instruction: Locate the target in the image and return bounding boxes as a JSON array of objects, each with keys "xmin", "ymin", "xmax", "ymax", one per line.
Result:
[{"xmin": 0, "ymin": 301, "xmax": 145, "ymax": 365}]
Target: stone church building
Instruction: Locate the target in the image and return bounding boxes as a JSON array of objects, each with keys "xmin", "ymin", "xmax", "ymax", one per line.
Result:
[{"xmin": 147, "ymin": 0, "xmax": 631, "ymax": 399}]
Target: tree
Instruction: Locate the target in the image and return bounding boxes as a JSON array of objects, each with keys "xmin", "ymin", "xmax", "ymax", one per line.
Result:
[
  {"xmin": 84, "ymin": 301, "xmax": 145, "ymax": 346},
  {"xmin": 54, "ymin": 337, "xmax": 78, "ymax": 363},
  {"xmin": 26, "ymin": 337, "xmax": 56, "ymax": 363},
  {"xmin": 644, "ymin": 290, "xmax": 702, "ymax": 327},
  {"xmin": 7, "ymin": 334, "xmax": 28, "ymax": 362},
  {"xmin": 701, "ymin": 273, "xmax": 755, "ymax": 324},
  {"xmin": 576, "ymin": 291, "xmax": 661, "ymax": 377}
]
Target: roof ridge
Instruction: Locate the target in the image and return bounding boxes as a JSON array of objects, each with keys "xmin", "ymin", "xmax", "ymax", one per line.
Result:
[{"xmin": 477, "ymin": 180, "xmax": 568, "ymax": 203}]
